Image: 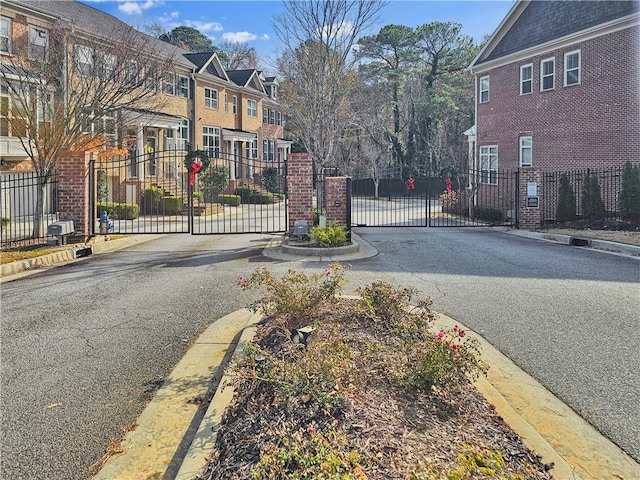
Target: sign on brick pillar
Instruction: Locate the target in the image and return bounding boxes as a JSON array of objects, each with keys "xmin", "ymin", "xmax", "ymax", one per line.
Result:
[
  {"xmin": 57, "ymin": 151, "xmax": 90, "ymax": 240},
  {"xmin": 324, "ymin": 177, "xmax": 348, "ymax": 227},
  {"xmin": 518, "ymin": 169, "xmax": 543, "ymax": 230},
  {"xmin": 287, "ymin": 152, "xmax": 314, "ymax": 232}
]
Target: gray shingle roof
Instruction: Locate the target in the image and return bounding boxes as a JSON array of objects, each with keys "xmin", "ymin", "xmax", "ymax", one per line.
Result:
[
  {"xmin": 227, "ymin": 69, "xmax": 255, "ymax": 87},
  {"xmin": 479, "ymin": 0, "xmax": 639, "ymax": 65},
  {"xmin": 183, "ymin": 52, "xmax": 214, "ymax": 70},
  {"xmin": 10, "ymin": 0, "xmax": 194, "ymax": 69}
]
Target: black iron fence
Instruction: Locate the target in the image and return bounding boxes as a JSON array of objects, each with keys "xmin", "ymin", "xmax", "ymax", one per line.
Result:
[
  {"xmin": 1, "ymin": 169, "xmax": 60, "ymax": 250},
  {"xmin": 90, "ymin": 147, "xmax": 191, "ymax": 234},
  {"xmin": 90, "ymin": 148, "xmax": 288, "ymax": 235},
  {"xmin": 541, "ymin": 165, "xmax": 634, "ymax": 226},
  {"xmin": 349, "ymin": 170, "xmax": 518, "ymax": 227}
]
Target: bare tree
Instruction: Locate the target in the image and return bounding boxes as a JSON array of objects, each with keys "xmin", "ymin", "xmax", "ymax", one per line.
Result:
[
  {"xmin": 273, "ymin": 0, "xmax": 386, "ymax": 171},
  {"xmin": 219, "ymin": 41, "xmax": 258, "ymax": 70},
  {"xmin": 1, "ymin": 19, "xmax": 175, "ymax": 236},
  {"xmin": 346, "ymin": 78, "xmax": 393, "ymax": 196}
]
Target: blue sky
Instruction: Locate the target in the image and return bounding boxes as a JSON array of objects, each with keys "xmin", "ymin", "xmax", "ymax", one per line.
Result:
[{"xmin": 81, "ymin": 0, "xmax": 514, "ymax": 65}]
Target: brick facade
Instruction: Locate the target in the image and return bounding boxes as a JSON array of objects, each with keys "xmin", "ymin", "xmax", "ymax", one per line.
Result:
[
  {"xmin": 324, "ymin": 177, "xmax": 349, "ymax": 228},
  {"xmin": 517, "ymin": 169, "xmax": 543, "ymax": 230},
  {"xmin": 286, "ymin": 153, "xmax": 314, "ymax": 232},
  {"xmin": 476, "ymin": 26, "xmax": 640, "ymax": 172},
  {"xmin": 56, "ymin": 151, "xmax": 90, "ymax": 240}
]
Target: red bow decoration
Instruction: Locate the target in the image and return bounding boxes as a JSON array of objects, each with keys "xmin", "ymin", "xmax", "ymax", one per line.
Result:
[
  {"xmin": 406, "ymin": 177, "xmax": 415, "ymax": 190},
  {"xmin": 189, "ymin": 160, "xmax": 203, "ymax": 186}
]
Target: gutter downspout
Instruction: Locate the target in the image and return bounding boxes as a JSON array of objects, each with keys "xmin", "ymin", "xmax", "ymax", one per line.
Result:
[
  {"xmin": 62, "ymin": 28, "xmax": 69, "ymax": 123},
  {"xmin": 473, "ymin": 74, "xmax": 478, "ymax": 207},
  {"xmin": 190, "ymin": 71, "xmax": 197, "ymax": 150}
]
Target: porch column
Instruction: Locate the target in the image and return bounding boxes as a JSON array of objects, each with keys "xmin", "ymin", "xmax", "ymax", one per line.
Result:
[{"xmin": 136, "ymin": 124, "xmax": 144, "ymax": 180}]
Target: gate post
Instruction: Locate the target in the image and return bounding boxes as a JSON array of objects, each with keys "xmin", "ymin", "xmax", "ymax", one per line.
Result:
[
  {"xmin": 57, "ymin": 150, "xmax": 91, "ymax": 240},
  {"xmin": 323, "ymin": 176, "xmax": 351, "ymax": 240},
  {"xmin": 518, "ymin": 168, "xmax": 543, "ymax": 230},
  {"xmin": 287, "ymin": 153, "xmax": 314, "ymax": 233}
]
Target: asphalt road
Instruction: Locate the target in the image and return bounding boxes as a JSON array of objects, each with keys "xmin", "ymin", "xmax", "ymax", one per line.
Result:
[{"xmin": 1, "ymin": 228, "xmax": 639, "ymax": 479}]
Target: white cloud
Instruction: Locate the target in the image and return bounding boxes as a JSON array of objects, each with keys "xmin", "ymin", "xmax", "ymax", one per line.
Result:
[
  {"xmin": 159, "ymin": 12, "xmax": 180, "ymax": 22},
  {"xmin": 319, "ymin": 21, "xmax": 355, "ymax": 39},
  {"xmin": 184, "ymin": 20, "xmax": 223, "ymax": 33},
  {"xmin": 221, "ymin": 31, "xmax": 257, "ymax": 43},
  {"xmin": 260, "ymin": 34, "xmax": 270, "ymax": 41},
  {"xmin": 118, "ymin": 0, "xmax": 159, "ymax": 15}
]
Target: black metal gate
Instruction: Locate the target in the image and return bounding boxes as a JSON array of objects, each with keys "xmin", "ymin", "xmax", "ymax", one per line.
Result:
[
  {"xmin": 350, "ymin": 170, "xmax": 518, "ymax": 228},
  {"xmin": 90, "ymin": 149, "xmax": 287, "ymax": 235}
]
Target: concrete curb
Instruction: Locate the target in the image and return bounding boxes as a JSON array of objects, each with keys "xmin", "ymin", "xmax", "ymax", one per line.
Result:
[
  {"xmin": 0, "ymin": 234, "xmax": 163, "ymax": 281},
  {"xmin": 153, "ymin": 308, "xmax": 639, "ymax": 480},
  {"xmin": 92, "ymin": 309, "xmax": 260, "ymax": 480},
  {"xmin": 262, "ymin": 232, "xmax": 378, "ymax": 262},
  {"xmin": 502, "ymin": 229, "xmax": 640, "ymax": 258},
  {"xmin": 433, "ymin": 314, "xmax": 640, "ymax": 480},
  {"xmin": 175, "ymin": 311, "xmax": 261, "ymax": 480}
]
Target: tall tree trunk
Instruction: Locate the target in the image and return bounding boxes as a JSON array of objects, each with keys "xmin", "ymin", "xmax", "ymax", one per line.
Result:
[{"xmin": 32, "ymin": 176, "xmax": 49, "ymax": 238}]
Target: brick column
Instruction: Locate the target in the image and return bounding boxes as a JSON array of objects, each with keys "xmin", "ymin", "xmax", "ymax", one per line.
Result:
[
  {"xmin": 57, "ymin": 151, "xmax": 90, "ymax": 240},
  {"xmin": 518, "ymin": 169, "xmax": 543, "ymax": 230},
  {"xmin": 287, "ymin": 152, "xmax": 313, "ymax": 232},
  {"xmin": 324, "ymin": 177, "xmax": 348, "ymax": 227}
]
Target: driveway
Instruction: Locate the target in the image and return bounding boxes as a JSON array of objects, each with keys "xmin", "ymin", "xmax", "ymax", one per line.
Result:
[{"xmin": 1, "ymin": 228, "xmax": 638, "ymax": 480}]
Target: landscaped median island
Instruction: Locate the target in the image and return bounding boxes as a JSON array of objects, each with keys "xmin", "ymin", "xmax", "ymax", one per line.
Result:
[{"xmin": 196, "ymin": 265, "xmax": 553, "ymax": 479}]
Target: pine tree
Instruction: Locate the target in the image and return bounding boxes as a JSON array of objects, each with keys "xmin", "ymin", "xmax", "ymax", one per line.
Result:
[
  {"xmin": 619, "ymin": 161, "xmax": 640, "ymax": 221},
  {"xmin": 581, "ymin": 172, "xmax": 606, "ymax": 220},
  {"xmin": 556, "ymin": 174, "xmax": 576, "ymax": 222}
]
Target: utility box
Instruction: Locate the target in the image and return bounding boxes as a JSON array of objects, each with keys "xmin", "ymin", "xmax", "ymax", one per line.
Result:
[
  {"xmin": 292, "ymin": 220, "xmax": 309, "ymax": 236},
  {"xmin": 47, "ymin": 221, "xmax": 75, "ymax": 245},
  {"xmin": 47, "ymin": 221, "xmax": 74, "ymax": 236}
]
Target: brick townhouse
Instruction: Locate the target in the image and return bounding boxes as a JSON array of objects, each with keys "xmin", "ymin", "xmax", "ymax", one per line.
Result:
[
  {"xmin": 467, "ymin": 0, "xmax": 639, "ymax": 179},
  {"xmin": 1, "ymin": 0, "xmax": 289, "ymax": 237}
]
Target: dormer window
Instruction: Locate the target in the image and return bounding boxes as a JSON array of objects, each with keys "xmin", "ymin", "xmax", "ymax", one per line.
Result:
[{"xmin": 271, "ymin": 85, "xmax": 277, "ymax": 99}]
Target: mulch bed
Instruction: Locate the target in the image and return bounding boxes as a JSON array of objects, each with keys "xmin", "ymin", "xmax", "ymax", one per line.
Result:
[
  {"xmin": 550, "ymin": 218, "xmax": 639, "ymax": 231},
  {"xmin": 197, "ymin": 300, "xmax": 554, "ymax": 479}
]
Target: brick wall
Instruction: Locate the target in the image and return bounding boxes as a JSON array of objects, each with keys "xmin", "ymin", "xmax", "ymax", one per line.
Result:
[
  {"xmin": 477, "ymin": 26, "xmax": 640, "ymax": 172},
  {"xmin": 286, "ymin": 152, "xmax": 313, "ymax": 232},
  {"xmin": 324, "ymin": 177, "xmax": 348, "ymax": 227},
  {"xmin": 57, "ymin": 151, "xmax": 90, "ymax": 240}
]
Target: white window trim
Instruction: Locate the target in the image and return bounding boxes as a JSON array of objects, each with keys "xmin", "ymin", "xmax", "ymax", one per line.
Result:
[
  {"xmin": 28, "ymin": 25, "xmax": 48, "ymax": 61},
  {"xmin": 247, "ymin": 98, "xmax": 257, "ymax": 117},
  {"xmin": 0, "ymin": 16, "xmax": 11, "ymax": 54},
  {"xmin": 204, "ymin": 87, "xmax": 219, "ymax": 109},
  {"xmin": 202, "ymin": 125, "xmax": 220, "ymax": 158},
  {"xmin": 540, "ymin": 57, "xmax": 555, "ymax": 91},
  {"xmin": 178, "ymin": 119, "xmax": 189, "ymax": 149},
  {"xmin": 519, "ymin": 136, "xmax": 532, "ymax": 167},
  {"xmin": 479, "ymin": 76, "xmax": 489, "ymax": 103},
  {"xmin": 75, "ymin": 44, "xmax": 93, "ymax": 76},
  {"xmin": 520, "ymin": 63, "xmax": 533, "ymax": 95},
  {"xmin": 479, "ymin": 145, "xmax": 498, "ymax": 185},
  {"xmin": 177, "ymin": 74, "xmax": 190, "ymax": 98},
  {"xmin": 564, "ymin": 50, "xmax": 581, "ymax": 86},
  {"xmin": 163, "ymin": 72, "xmax": 175, "ymax": 95},
  {"xmin": 126, "ymin": 60, "xmax": 140, "ymax": 86},
  {"xmin": 232, "ymin": 95, "xmax": 238, "ymax": 114}
]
